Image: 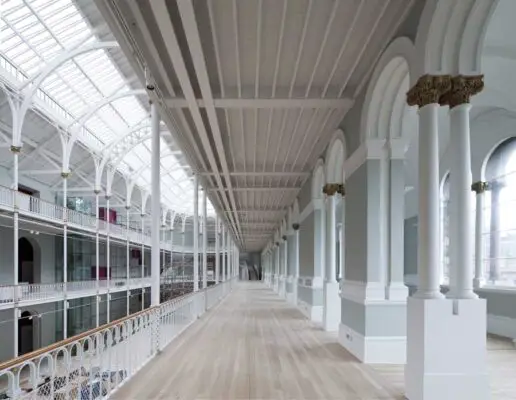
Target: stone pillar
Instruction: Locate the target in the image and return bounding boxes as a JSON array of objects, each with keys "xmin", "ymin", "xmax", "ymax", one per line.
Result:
[
  {"xmin": 405, "ymin": 74, "xmax": 488, "ymax": 400},
  {"xmin": 472, "ymin": 181, "xmax": 488, "ymax": 288},
  {"xmin": 322, "ymin": 184, "xmax": 342, "ymax": 332}
]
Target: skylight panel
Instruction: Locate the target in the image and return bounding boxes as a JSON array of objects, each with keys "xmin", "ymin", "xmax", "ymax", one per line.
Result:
[{"xmin": 112, "ymin": 97, "xmax": 147, "ymax": 127}]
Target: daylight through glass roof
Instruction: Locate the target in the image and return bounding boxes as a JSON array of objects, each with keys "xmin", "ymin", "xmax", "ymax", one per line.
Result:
[{"xmin": 0, "ymin": 0, "xmax": 212, "ymax": 215}]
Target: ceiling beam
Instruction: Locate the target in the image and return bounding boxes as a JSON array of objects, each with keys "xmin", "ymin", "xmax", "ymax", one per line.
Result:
[
  {"xmin": 200, "ymin": 171, "xmax": 309, "ymax": 177},
  {"xmin": 164, "ymin": 97, "xmax": 352, "ymax": 109},
  {"xmin": 222, "ymin": 209, "xmax": 285, "ymax": 213},
  {"xmin": 210, "ymin": 187, "xmax": 300, "ymax": 192}
]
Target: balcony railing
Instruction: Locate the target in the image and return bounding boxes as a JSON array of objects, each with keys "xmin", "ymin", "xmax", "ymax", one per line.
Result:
[
  {"xmin": 0, "ymin": 185, "xmax": 220, "ymax": 253},
  {"xmin": 0, "ymin": 278, "xmax": 153, "ymax": 307},
  {"xmin": 0, "ymin": 280, "xmax": 233, "ymax": 400}
]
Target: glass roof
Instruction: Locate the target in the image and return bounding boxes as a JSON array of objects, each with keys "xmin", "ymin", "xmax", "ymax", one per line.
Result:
[{"xmin": 0, "ymin": 0, "xmax": 213, "ymax": 215}]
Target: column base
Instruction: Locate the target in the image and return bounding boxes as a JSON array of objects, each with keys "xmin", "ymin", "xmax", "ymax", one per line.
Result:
[
  {"xmin": 405, "ymin": 297, "xmax": 489, "ymax": 400},
  {"xmin": 386, "ymin": 282, "xmax": 409, "ymax": 301},
  {"xmin": 338, "ymin": 323, "xmax": 406, "ymax": 364},
  {"xmin": 323, "ymin": 281, "xmax": 340, "ymax": 332}
]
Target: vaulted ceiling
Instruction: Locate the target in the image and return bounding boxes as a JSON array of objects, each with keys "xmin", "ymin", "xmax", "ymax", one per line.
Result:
[{"xmin": 96, "ymin": 0, "xmax": 415, "ymax": 251}]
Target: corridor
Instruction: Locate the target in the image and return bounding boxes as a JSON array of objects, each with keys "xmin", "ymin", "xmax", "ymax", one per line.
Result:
[{"xmin": 113, "ymin": 283, "xmax": 403, "ymax": 400}]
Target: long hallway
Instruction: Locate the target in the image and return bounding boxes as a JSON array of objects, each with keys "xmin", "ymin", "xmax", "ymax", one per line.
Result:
[{"xmin": 113, "ymin": 283, "xmax": 403, "ymax": 400}]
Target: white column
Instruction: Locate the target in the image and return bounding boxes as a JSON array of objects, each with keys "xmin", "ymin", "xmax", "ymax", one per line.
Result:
[
  {"xmin": 322, "ymin": 185, "xmax": 340, "ymax": 332},
  {"xmin": 413, "ymin": 102, "xmax": 444, "ymax": 299},
  {"xmin": 11, "ymin": 145, "xmax": 20, "ymax": 357},
  {"xmin": 151, "ymin": 103, "xmax": 161, "ymax": 306},
  {"xmin": 448, "ymin": 103, "xmax": 477, "ymax": 299},
  {"xmin": 193, "ymin": 175, "xmax": 199, "ymax": 292},
  {"xmin": 387, "ymin": 140, "xmax": 409, "ymax": 299},
  {"xmin": 126, "ymin": 206, "xmax": 131, "ymax": 315},
  {"xmin": 215, "ymin": 216, "xmax": 220, "ymax": 283},
  {"xmin": 324, "ymin": 190, "xmax": 337, "ymax": 284},
  {"xmin": 472, "ymin": 181, "xmax": 487, "ymax": 288},
  {"xmin": 292, "ymin": 224, "xmax": 300, "ymax": 305},
  {"xmin": 202, "ymin": 189, "xmax": 207, "ymax": 289},
  {"xmin": 106, "ymin": 194, "xmax": 111, "ymax": 322},
  {"xmin": 62, "ymin": 173, "xmax": 69, "ymax": 339},
  {"xmin": 222, "ymin": 224, "xmax": 226, "ymax": 281},
  {"xmin": 141, "ymin": 213, "xmax": 145, "ymax": 311},
  {"xmin": 275, "ymin": 243, "xmax": 280, "ymax": 292},
  {"xmin": 313, "ymin": 199, "xmax": 325, "ymax": 287},
  {"xmin": 95, "ymin": 190, "xmax": 100, "ymax": 327}
]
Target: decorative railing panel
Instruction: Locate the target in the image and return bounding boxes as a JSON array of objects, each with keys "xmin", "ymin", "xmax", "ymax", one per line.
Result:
[{"xmin": 0, "ymin": 280, "xmax": 233, "ymax": 399}]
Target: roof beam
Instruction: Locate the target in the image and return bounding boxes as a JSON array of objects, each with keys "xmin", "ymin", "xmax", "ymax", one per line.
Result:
[
  {"xmin": 222, "ymin": 209, "xmax": 285, "ymax": 213},
  {"xmin": 200, "ymin": 171, "xmax": 309, "ymax": 177},
  {"xmin": 164, "ymin": 97, "xmax": 352, "ymax": 109},
  {"xmin": 210, "ymin": 187, "xmax": 300, "ymax": 192}
]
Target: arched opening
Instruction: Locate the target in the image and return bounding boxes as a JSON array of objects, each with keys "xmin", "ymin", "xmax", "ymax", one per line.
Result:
[
  {"xmin": 18, "ymin": 311, "xmax": 34, "ymax": 355},
  {"xmin": 18, "ymin": 238, "xmax": 35, "ymax": 284},
  {"xmin": 484, "ymin": 137, "xmax": 516, "ymax": 284}
]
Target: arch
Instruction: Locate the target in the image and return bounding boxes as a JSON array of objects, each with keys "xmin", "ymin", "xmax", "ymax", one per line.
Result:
[
  {"xmin": 65, "ymin": 90, "xmax": 147, "ymax": 169},
  {"xmin": 18, "ymin": 237, "xmax": 41, "ymax": 284},
  {"xmin": 325, "ymin": 129, "xmax": 346, "ymax": 183},
  {"xmin": 14, "ymin": 42, "xmax": 119, "ymax": 146},
  {"xmin": 360, "ymin": 37, "xmax": 414, "ymax": 144},
  {"xmin": 312, "ymin": 159, "xmax": 326, "ymax": 200},
  {"xmin": 414, "ymin": 0, "xmax": 497, "ymax": 76}
]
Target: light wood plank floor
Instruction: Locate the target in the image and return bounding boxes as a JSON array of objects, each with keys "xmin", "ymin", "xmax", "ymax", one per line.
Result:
[{"xmin": 114, "ymin": 282, "xmax": 404, "ymax": 400}]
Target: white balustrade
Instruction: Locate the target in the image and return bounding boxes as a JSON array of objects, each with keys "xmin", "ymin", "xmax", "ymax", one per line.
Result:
[
  {"xmin": 0, "ymin": 186, "xmax": 13, "ymax": 208},
  {"xmin": 0, "ymin": 280, "xmax": 234, "ymax": 399}
]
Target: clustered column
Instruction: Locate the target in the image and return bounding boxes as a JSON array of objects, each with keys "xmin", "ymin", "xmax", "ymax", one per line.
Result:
[{"xmin": 405, "ymin": 74, "xmax": 488, "ymax": 400}]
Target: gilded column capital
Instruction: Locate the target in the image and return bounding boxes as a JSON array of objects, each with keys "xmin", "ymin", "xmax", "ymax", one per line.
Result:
[
  {"xmin": 471, "ymin": 181, "xmax": 488, "ymax": 194},
  {"xmin": 292, "ymin": 223, "xmax": 300, "ymax": 231},
  {"xmin": 61, "ymin": 171, "xmax": 71, "ymax": 179},
  {"xmin": 406, "ymin": 74, "xmax": 452, "ymax": 108},
  {"xmin": 441, "ymin": 75, "xmax": 484, "ymax": 109},
  {"xmin": 322, "ymin": 183, "xmax": 341, "ymax": 196},
  {"xmin": 282, "ymin": 235, "xmax": 287, "ymax": 241},
  {"xmin": 10, "ymin": 145, "xmax": 22, "ymax": 153},
  {"xmin": 337, "ymin": 184, "xmax": 345, "ymax": 196}
]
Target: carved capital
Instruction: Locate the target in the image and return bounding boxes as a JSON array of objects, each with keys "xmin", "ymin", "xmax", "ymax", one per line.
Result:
[
  {"xmin": 93, "ymin": 189, "xmax": 101, "ymax": 195},
  {"xmin": 337, "ymin": 184, "xmax": 345, "ymax": 196},
  {"xmin": 292, "ymin": 223, "xmax": 300, "ymax": 231},
  {"xmin": 105, "ymin": 195, "xmax": 111, "ymax": 200},
  {"xmin": 441, "ymin": 75, "xmax": 484, "ymax": 108},
  {"xmin": 10, "ymin": 145, "xmax": 21, "ymax": 153},
  {"xmin": 282, "ymin": 235, "xmax": 287, "ymax": 241},
  {"xmin": 275, "ymin": 242, "xmax": 280, "ymax": 247},
  {"xmin": 322, "ymin": 183, "xmax": 341, "ymax": 196},
  {"xmin": 406, "ymin": 74, "xmax": 452, "ymax": 108},
  {"xmin": 61, "ymin": 171, "xmax": 71, "ymax": 179},
  {"xmin": 471, "ymin": 181, "xmax": 488, "ymax": 194}
]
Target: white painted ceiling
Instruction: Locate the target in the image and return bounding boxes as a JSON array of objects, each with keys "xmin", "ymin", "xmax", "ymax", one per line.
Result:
[{"xmin": 96, "ymin": 0, "xmax": 416, "ymax": 251}]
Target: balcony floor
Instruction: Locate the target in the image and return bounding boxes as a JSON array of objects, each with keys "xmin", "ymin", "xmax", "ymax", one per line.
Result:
[{"xmin": 113, "ymin": 282, "xmax": 404, "ymax": 400}]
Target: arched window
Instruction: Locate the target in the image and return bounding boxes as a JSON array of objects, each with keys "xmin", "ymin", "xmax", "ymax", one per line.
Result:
[{"xmin": 485, "ymin": 138, "xmax": 516, "ymax": 284}]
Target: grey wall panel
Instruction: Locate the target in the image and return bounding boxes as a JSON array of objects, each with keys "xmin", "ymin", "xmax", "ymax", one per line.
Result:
[
  {"xmin": 299, "ymin": 211, "xmax": 314, "ymax": 277},
  {"xmin": 341, "ymin": 298, "xmax": 366, "ymax": 335},
  {"xmin": 404, "ymin": 216, "xmax": 418, "ymax": 276},
  {"xmin": 345, "ymin": 163, "xmax": 367, "ymax": 282}
]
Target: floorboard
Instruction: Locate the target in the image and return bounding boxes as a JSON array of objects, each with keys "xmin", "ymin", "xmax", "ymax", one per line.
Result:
[{"xmin": 114, "ymin": 282, "xmax": 516, "ymax": 400}]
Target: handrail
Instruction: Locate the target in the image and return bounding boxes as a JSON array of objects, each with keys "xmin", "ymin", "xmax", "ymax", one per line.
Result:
[{"xmin": 0, "ymin": 289, "xmax": 198, "ymax": 372}]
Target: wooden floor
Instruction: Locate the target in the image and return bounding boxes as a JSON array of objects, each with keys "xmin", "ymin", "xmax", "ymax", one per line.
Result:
[{"xmin": 114, "ymin": 282, "xmax": 516, "ymax": 400}]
